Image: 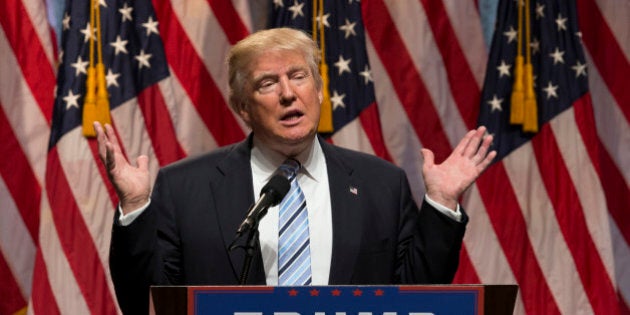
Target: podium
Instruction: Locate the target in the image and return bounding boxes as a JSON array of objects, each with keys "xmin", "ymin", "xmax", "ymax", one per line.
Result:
[{"xmin": 150, "ymin": 285, "xmax": 517, "ymax": 315}]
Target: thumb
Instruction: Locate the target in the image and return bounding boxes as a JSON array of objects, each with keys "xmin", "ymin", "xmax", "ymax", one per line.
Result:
[
  {"xmin": 136, "ymin": 155, "xmax": 149, "ymax": 171},
  {"xmin": 420, "ymin": 148, "xmax": 435, "ymax": 168}
]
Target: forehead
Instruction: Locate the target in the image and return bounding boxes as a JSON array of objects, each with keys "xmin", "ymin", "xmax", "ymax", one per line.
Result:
[{"xmin": 248, "ymin": 49, "xmax": 309, "ymax": 76}]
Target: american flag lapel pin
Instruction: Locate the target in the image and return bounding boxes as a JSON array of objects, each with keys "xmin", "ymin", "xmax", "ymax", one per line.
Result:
[{"xmin": 349, "ymin": 186, "xmax": 358, "ymax": 195}]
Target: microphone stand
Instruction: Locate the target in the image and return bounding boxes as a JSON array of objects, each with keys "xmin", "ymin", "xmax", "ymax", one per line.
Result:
[{"xmin": 229, "ymin": 205, "xmax": 267, "ymax": 285}]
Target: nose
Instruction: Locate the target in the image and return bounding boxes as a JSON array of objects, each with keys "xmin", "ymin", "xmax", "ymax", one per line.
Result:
[{"xmin": 279, "ymin": 77, "xmax": 296, "ymax": 106}]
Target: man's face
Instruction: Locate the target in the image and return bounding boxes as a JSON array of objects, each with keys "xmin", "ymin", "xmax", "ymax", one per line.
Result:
[{"xmin": 239, "ymin": 49, "xmax": 323, "ymax": 155}]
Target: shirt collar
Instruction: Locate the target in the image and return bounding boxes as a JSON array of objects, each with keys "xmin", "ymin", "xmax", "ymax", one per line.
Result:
[{"xmin": 251, "ymin": 136, "xmax": 325, "ymax": 183}]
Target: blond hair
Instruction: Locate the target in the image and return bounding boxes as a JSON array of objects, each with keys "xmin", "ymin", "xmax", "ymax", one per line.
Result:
[{"xmin": 227, "ymin": 27, "xmax": 322, "ymax": 113}]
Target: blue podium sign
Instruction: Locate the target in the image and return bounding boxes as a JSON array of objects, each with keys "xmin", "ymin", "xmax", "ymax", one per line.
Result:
[{"xmin": 188, "ymin": 286, "xmax": 484, "ymax": 315}]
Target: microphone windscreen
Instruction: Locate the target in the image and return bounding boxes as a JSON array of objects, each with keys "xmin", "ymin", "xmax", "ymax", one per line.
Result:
[{"xmin": 260, "ymin": 174, "xmax": 291, "ymax": 206}]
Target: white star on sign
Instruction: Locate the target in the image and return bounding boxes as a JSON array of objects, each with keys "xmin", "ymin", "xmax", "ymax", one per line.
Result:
[
  {"xmin": 497, "ymin": 60, "xmax": 512, "ymax": 77},
  {"xmin": 359, "ymin": 65, "xmax": 373, "ymax": 85},
  {"xmin": 543, "ymin": 81, "xmax": 559, "ymax": 99},
  {"xmin": 334, "ymin": 55, "xmax": 352, "ymax": 75},
  {"xmin": 80, "ymin": 22, "xmax": 96, "ymax": 43},
  {"xmin": 142, "ymin": 16, "xmax": 159, "ymax": 36},
  {"xmin": 119, "ymin": 3, "xmax": 133, "ymax": 22},
  {"xmin": 572, "ymin": 61, "xmax": 587, "ymax": 78},
  {"xmin": 549, "ymin": 47, "xmax": 565, "ymax": 65},
  {"xmin": 105, "ymin": 69, "xmax": 120, "ymax": 87},
  {"xmin": 555, "ymin": 13, "xmax": 568, "ymax": 31},
  {"xmin": 339, "ymin": 18, "xmax": 357, "ymax": 39},
  {"xmin": 135, "ymin": 50, "xmax": 152, "ymax": 69},
  {"xmin": 71, "ymin": 56, "xmax": 89, "ymax": 76},
  {"xmin": 504, "ymin": 26, "xmax": 518, "ymax": 43},
  {"xmin": 63, "ymin": 90, "xmax": 81, "ymax": 110},
  {"xmin": 110, "ymin": 36, "xmax": 128, "ymax": 55},
  {"xmin": 487, "ymin": 95, "xmax": 503, "ymax": 112},
  {"xmin": 288, "ymin": 0, "xmax": 305, "ymax": 19},
  {"xmin": 330, "ymin": 90, "xmax": 346, "ymax": 110}
]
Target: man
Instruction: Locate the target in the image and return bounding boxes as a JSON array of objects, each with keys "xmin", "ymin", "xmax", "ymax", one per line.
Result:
[{"xmin": 95, "ymin": 27, "xmax": 495, "ymax": 314}]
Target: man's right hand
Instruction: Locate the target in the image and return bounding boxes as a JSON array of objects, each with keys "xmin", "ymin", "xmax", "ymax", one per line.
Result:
[{"xmin": 94, "ymin": 122, "xmax": 151, "ymax": 215}]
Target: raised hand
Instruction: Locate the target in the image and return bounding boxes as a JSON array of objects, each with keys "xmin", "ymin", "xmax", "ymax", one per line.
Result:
[
  {"xmin": 94, "ymin": 122, "xmax": 151, "ymax": 214},
  {"xmin": 421, "ymin": 126, "xmax": 496, "ymax": 210}
]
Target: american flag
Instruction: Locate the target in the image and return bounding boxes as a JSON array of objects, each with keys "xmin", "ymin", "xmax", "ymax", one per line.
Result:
[{"xmin": 0, "ymin": 0, "xmax": 628, "ymax": 314}]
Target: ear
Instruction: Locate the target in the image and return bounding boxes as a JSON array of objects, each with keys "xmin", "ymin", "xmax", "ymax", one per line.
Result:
[
  {"xmin": 238, "ymin": 104, "xmax": 252, "ymax": 126},
  {"xmin": 318, "ymin": 89, "xmax": 323, "ymax": 105}
]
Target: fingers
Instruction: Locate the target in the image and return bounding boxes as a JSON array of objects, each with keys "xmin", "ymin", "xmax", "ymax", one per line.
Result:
[{"xmin": 420, "ymin": 148, "xmax": 435, "ymax": 168}]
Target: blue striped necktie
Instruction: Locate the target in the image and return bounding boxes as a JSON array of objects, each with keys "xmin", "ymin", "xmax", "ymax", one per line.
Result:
[{"xmin": 277, "ymin": 159, "xmax": 312, "ymax": 286}]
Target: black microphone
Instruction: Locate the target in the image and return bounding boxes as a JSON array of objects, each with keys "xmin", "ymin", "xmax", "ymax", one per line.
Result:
[{"xmin": 236, "ymin": 174, "xmax": 290, "ymax": 235}]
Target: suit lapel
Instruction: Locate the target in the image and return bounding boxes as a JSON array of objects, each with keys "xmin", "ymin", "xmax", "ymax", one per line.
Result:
[
  {"xmin": 320, "ymin": 139, "xmax": 363, "ymax": 284},
  {"xmin": 213, "ymin": 136, "xmax": 267, "ymax": 284}
]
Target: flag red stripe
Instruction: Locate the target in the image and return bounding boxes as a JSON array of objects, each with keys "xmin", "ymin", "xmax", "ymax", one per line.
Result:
[
  {"xmin": 137, "ymin": 86, "xmax": 187, "ymax": 166},
  {"xmin": 477, "ymin": 165, "xmax": 561, "ymax": 315},
  {"xmin": 358, "ymin": 102, "xmax": 393, "ymax": 162},
  {"xmin": 30, "ymin": 249, "xmax": 61, "ymax": 315},
  {"xmin": 0, "ymin": 105, "xmax": 40, "ymax": 241},
  {"xmin": 45, "ymin": 148, "xmax": 118, "ymax": 315},
  {"xmin": 87, "ymin": 139, "xmax": 120, "ymax": 207},
  {"xmin": 452, "ymin": 247, "xmax": 481, "ymax": 284},
  {"xmin": 573, "ymin": 94, "xmax": 630, "ymax": 247},
  {"xmin": 532, "ymin": 120, "xmax": 619, "ymax": 315},
  {"xmin": 0, "ymin": 253, "xmax": 26, "ymax": 315},
  {"xmin": 0, "ymin": 0, "xmax": 54, "ymax": 123},
  {"xmin": 206, "ymin": 0, "xmax": 249, "ymax": 44},
  {"xmin": 418, "ymin": 0, "xmax": 480, "ymax": 129},
  {"xmin": 153, "ymin": 0, "xmax": 246, "ymax": 146},
  {"xmin": 576, "ymin": 0, "xmax": 630, "ymax": 125},
  {"xmin": 362, "ymin": 0, "xmax": 452, "ymax": 162}
]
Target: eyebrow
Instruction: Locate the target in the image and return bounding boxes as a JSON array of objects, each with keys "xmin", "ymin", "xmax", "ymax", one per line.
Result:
[{"xmin": 251, "ymin": 65, "xmax": 310, "ymax": 83}]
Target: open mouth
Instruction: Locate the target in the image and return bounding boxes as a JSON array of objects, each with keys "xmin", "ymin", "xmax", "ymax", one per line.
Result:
[{"xmin": 280, "ymin": 110, "xmax": 304, "ymax": 122}]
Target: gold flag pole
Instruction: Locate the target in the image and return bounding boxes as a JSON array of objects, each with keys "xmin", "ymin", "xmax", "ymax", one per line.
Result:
[
  {"xmin": 522, "ymin": 0, "xmax": 538, "ymax": 132},
  {"xmin": 313, "ymin": 0, "xmax": 333, "ymax": 133}
]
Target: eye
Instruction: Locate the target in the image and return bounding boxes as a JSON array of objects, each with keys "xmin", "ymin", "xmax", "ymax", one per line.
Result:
[
  {"xmin": 291, "ymin": 71, "xmax": 309, "ymax": 81},
  {"xmin": 257, "ymin": 79, "xmax": 277, "ymax": 93}
]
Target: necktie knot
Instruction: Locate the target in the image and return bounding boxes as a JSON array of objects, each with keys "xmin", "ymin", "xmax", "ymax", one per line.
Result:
[{"xmin": 279, "ymin": 158, "xmax": 301, "ymax": 181}]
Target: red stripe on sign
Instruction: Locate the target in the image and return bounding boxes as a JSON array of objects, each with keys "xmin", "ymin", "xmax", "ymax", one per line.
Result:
[
  {"xmin": 30, "ymin": 249, "xmax": 61, "ymax": 315},
  {"xmin": 362, "ymin": 0, "xmax": 453, "ymax": 162},
  {"xmin": 359, "ymin": 102, "xmax": 393, "ymax": 162},
  {"xmin": 206, "ymin": 0, "xmax": 249, "ymax": 44},
  {"xmin": 0, "ymin": 253, "xmax": 27, "ymax": 315},
  {"xmin": 577, "ymin": 0, "xmax": 630, "ymax": 125},
  {"xmin": 45, "ymin": 148, "xmax": 118, "ymax": 315},
  {"xmin": 153, "ymin": 0, "xmax": 246, "ymax": 146},
  {"xmin": 137, "ymin": 85, "xmax": 187, "ymax": 166},
  {"xmin": 532, "ymin": 119, "xmax": 620, "ymax": 315},
  {"xmin": 477, "ymin": 165, "xmax": 561, "ymax": 315},
  {"xmin": 0, "ymin": 0, "xmax": 55, "ymax": 123},
  {"xmin": 418, "ymin": 0, "xmax": 480, "ymax": 129},
  {"xmin": 0, "ymin": 104, "xmax": 40, "ymax": 241}
]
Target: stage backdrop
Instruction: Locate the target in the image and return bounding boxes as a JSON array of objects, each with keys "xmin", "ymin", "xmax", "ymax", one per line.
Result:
[{"xmin": 1, "ymin": 0, "xmax": 628, "ymax": 314}]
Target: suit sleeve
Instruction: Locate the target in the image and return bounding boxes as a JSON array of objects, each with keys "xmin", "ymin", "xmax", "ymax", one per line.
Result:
[
  {"xmin": 109, "ymin": 170, "xmax": 182, "ymax": 314},
  {"xmin": 395, "ymin": 169, "xmax": 468, "ymax": 284}
]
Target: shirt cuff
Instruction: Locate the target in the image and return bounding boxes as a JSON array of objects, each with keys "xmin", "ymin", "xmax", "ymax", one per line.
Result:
[
  {"xmin": 117, "ymin": 199, "xmax": 151, "ymax": 226},
  {"xmin": 424, "ymin": 194, "xmax": 463, "ymax": 222}
]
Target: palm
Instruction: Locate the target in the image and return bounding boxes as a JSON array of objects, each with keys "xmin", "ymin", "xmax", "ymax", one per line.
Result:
[
  {"xmin": 95, "ymin": 123, "xmax": 151, "ymax": 213},
  {"xmin": 422, "ymin": 127, "xmax": 496, "ymax": 209}
]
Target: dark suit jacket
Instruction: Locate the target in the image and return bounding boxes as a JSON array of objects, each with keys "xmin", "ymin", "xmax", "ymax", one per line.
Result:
[{"xmin": 110, "ymin": 135, "xmax": 468, "ymax": 314}]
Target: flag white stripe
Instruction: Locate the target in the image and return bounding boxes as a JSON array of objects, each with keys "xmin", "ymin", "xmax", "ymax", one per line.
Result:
[
  {"xmin": 21, "ymin": 0, "xmax": 56, "ymax": 66},
  {"xmin": 158, "ymin": 76, "xmax": 218, "ymax": 155},
  {"xmin": 381, "ymin": 0, "xmax": 469, "ymax": 149},
  {"xmin": 461, "ymin": 185, "xmax": 527, "ymax": 315},
  {"xmin": 38, "ymin": 196, "xmax": 92, "ymax": 315},
  {"xmin": 503, "ymin": 141, "xmax": 593, "ymax": 315},
  {"xmin": 441, "ymin": 0, "xmax": 488, "ymax": 87},
  {"xmin": 170, "ymin": 0, "xmax": 251, "ymax": 135},
  {"xmin": 0, "ymin": 177, "xmax": 35, "ymax": 299},
  {"xmin": 550, "ymin": 107, "xmax": 616, "ymax": 282},
  {"xmin": 593, "ymin": 0, "xmax": 630, "ymax": 61},
  {"xmin": 0, "ymin": 27, "xmax": 50, "ymax": 183},
  {"xmin": 585, "ymin": 51, "xmax": 630, "ymax": 186},
  {"xmin": 331, "ymin": 118, "xmax": 376, "ymax": 155},
  {"xmin": 365, "ymin": 36, "xmax": 426, "ymax": 201}
]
